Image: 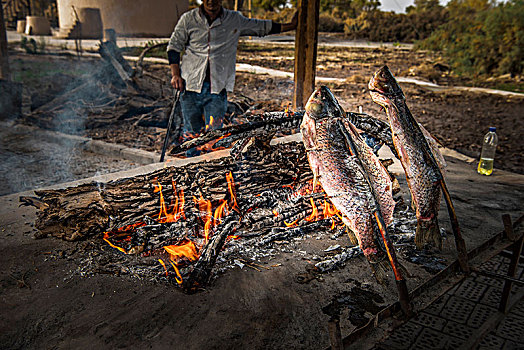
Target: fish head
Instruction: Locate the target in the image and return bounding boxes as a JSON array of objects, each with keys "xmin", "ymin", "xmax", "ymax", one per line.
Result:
[
  {"xmin": 305, "ymin": 86, "xmax": 345, "ymax": 121},
  {"xmin": 368, "ymin": 66, "xmax": 405, "ymax": 106}
]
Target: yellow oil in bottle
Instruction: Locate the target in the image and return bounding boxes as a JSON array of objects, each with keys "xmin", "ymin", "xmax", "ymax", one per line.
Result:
[{"xmin": 477, "ymin": 158, "xmax": 494, "ymax": 175}]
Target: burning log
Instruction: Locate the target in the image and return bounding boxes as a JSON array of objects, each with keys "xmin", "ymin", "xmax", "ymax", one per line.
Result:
[
  {"xmin": 20, "ymin": 142, "xmax": 311, "ymax": 240},
  {"xmin": 183, "ymin": 214, "xmax": 242, "ymax": 292},
  {"xmin": 169, "ymin": 111, "xmax": 395, "ymax": 156}
]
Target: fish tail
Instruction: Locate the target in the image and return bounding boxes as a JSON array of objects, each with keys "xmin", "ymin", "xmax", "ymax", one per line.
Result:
[
  {"xmin": 369, "ymin": 258, "xmax": 390, "ymax": 285},
  {"xmin": 415, "ymin": 217, "xmax": 442, "ymax": 250}
]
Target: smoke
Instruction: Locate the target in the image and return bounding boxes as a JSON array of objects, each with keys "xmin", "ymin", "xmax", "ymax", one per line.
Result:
[{"xmin": 0, "ymin": 55, "xmax": 130, "ymax": 196}]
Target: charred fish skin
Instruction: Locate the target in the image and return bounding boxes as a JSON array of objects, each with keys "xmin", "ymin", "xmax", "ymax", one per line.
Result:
[
  {"xmin": 369, "ymin": 66, "xmax": 442, "ymax": 249},
  {"xmin": 301, "ymin": 86, "xmax": 395, "ymax": 281}
]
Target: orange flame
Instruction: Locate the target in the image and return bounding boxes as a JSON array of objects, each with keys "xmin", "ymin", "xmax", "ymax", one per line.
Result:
[
  {"xmin": 155, "ymin": 180, "xmax": 186, "ymax": 223},
  {"xmin": 164, "ymin": 241, "xmax": 199, "ymax": 262},
  {"xmin": 205, "ymin": 116, "xmax": 214, "ymax": 132},
  {"xmin": 322, "ymin": 200, "xmax": 341, "ymax": 230},
  {"xmin": 102, "ymin": 222, "xmax": 146, "ymax": 254},
  {"xmin": 163, "ymin": 240, "xmax": 199, "ymax": 285},
  {"xmin": 305, "ymin": 198, "xmax": 318, "ymax": 222},
  {"xmin": 158, "ymin": 258, "xmax": 168, "ymax": 276},
  {"xmin": 103, "ymin": 232, "xmax": 127, "ymax": 254},
  {"xmin": 226, "ymin": 171, "xmax": 240, "ymax": 214},
  {"xmin": 272, "ymin": 209, "xmax": 279, "ymax": 217},
  {"xmin": 169, "ymin": 260, "xmax": 184, "ymax": 284},
  {"xmin": 214, "ymin": 200, "xmax": 228, "ymax": 226},
  {"xmin": 194, "ymin": 194, "xmax": 213, "ymax": 242},
  {"xmin": 284, "ymin": 219, "xmax": 299, "ymax": 227},
  {"xmin": 154, "ymin": 181, "xmax": 167, "ymax": 221}
]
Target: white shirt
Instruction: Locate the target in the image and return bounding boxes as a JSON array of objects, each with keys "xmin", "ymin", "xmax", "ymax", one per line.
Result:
[{"xmin": 167, "ymin": 8, "xmax": 273, "ymax": 94}]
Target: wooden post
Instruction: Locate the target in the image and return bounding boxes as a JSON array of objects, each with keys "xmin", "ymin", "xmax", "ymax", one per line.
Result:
[
  {"xmin": 0, "ymin": 2, "xmax": 10, "ymax": 81},
  {"xmin": 293, "ymin": 0, "xmax": 320, "ymax": 109}
]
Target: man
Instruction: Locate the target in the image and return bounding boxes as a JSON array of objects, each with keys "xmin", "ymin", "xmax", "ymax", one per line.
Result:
[{"xmin": 167, "ymin": 0, "xmax": 297, "ymax": 146}]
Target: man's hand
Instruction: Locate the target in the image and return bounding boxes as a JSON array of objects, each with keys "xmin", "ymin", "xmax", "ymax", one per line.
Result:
[
  {"xmin": 170, "ymin": 63, "xmax": 185, "ymax": 91},
  {"xmin": 281, "ymin": 11, "xmax": 298, "ymax": 32},
  {"xmin": 171, "ymin": 74, "xmax": 185, "ymax": 91}
]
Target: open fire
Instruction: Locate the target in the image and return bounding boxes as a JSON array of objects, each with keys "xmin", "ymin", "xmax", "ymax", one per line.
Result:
[{"xmin": 102, "ymin": 168, "xmax": 349, "ymax": 287}]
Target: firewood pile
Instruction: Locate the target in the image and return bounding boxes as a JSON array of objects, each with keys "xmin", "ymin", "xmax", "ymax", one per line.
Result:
[{"xmin": 21, "ymin": 136, "xmax": 448, "ymax": 292}]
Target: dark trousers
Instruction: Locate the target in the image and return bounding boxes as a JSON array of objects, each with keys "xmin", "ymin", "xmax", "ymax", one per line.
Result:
[{"xmin": 180, "ymin": 81, "xmax": 227, "ymax": 137}]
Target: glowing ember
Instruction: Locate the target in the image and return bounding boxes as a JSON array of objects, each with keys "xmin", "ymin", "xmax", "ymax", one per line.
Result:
[{"xmin": 196, "ymin": 132, "xmax": 232, "ymax": 153}]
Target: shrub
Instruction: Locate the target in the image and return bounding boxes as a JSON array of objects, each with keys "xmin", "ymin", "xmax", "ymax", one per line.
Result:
[
  {"xmin": 319, "ymin": 13, "xmax": 345, "ymax": 32},
  {"xmin": 417, "ymin": 0, "xmax": 524, "ymax": 77}
]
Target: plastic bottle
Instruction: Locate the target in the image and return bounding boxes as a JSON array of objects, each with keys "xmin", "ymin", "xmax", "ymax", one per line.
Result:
[{"xmin": 477, "ymin": 127, "xmax": 498, "ymax": 175}]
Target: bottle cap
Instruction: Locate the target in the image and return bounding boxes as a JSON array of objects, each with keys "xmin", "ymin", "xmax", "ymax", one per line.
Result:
[{"xmin": 489, "ymin": 127, "xmax": 496, "ymax": 132}]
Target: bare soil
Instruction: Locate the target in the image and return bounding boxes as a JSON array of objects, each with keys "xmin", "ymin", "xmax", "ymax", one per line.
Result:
[
  {"xmin": 234, "ymin": 43, "xmax": 524, "ymax": 174},
  {"xmin": 1, "ymin": 42, "xmax": 523, "ymax": 350},
  {"xmin": 9, "ymin": 43, "xmax": 524, "ymax": 175}
]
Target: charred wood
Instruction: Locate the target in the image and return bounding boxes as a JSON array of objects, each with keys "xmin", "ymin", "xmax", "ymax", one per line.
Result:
[
  {"xmin": 169, "ymin": 111, "xmax": 395, "ymax": 156},
  {"xmin": 183, "ymin": 214, "xmax": 241, "ymax": 292},
  {"xmin": 257, "ymin": 219, "xmax": 330, "ymax": 246}
]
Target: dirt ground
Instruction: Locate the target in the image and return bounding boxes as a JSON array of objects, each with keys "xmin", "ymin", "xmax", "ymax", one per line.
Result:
[
  {"xmin": 9, "ymin": 42, "xmax": 524, "ymax": 175},
  {"xmin": 233, "ymin": 43, "xmax": 524, "ymax": 175},
  {"xmin": 1, "ymin": 150, "xmax": 523, "ymax": 350},
  {"xmin": 1, "ymin": 40, "xmax": 523, "ymax": 349}
]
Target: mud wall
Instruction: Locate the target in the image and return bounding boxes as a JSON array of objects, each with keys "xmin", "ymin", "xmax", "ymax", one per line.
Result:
[{"xmin": 57, "ymin": 0, "xmax": 189, "ymax": 37}]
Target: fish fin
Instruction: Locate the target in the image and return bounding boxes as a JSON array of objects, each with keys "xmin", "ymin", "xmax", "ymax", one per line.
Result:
[
  {"xmin": 369, "ymin": 259, "xmax": 390, "ymax": 285},
  {"xmin": 419, "ymin": 123, "xmax": 447, "ymax": 169},
  {"xmin": 415, "ymin": 218, "xmax": 442, "ymax": 250},
  {"xmin": 345, "ymin": 227, "xmax": 359, "ymax": 246}
]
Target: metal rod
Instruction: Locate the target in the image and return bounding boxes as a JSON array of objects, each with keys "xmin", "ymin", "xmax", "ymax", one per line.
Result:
[
  {"xmin": 440, "ymin": 179, "xmax": 469, "ymax": 273},
  {"xmin": 502, "ymin": 213, "xmax": 516, "ymax": 241},
  {"xmin": 160, "ymin": 89, "xmax": 181, "ymax": 162}
]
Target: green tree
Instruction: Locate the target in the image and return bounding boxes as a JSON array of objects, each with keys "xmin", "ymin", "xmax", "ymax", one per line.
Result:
[
  {"xmin": 419, "ymin": 0, "xmax": 523, "ymax": 76},
  {"xmin": 406, "ymin": 0, "xmax": 442, "ymax": 13}
]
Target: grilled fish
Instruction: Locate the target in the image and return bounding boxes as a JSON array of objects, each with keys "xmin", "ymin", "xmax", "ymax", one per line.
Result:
[
  {"xmin": 369, "ymin": 66, "xmax": 445, "ymax": 249},
  {"xmin": 301, "ymin": 86, "xmax": 397, "ymax": 282}
]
